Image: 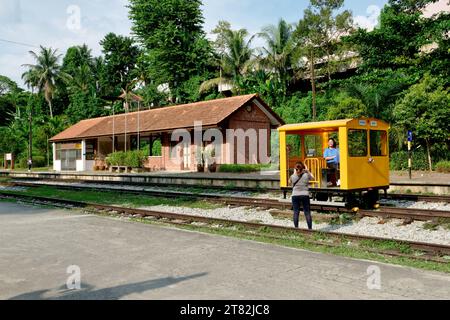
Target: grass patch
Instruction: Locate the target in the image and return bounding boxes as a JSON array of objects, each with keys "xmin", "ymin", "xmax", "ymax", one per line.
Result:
[
  {"xmin": 329, "ymin": 213, "xmax": 354, "ymax": 225},
  {"xmin": 11, "ymin": 167, "xmax": 52, "ymax": 172},
  {"xmin": 359, "ymin": 239, "xmax": 413, "ymax": 254},
  {"xmin": 1, "ymin": 185, "xmax": 222, "ymax": 210},
  {"xmin": 424, "ymin": 218, "xmax": 450, "ymax": 231},
  {"xmin": 218, "ymin": 164, "xmax": 272, "ymax": 173}
]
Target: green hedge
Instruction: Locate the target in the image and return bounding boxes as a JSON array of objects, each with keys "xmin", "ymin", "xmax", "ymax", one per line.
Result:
[
  {"xmin": 435, "ymin": 161, "xmax": 450, "ymax": 173},
  {"xmin": 18, "ymin": 156, "xmax": 47, "ymax": 168},
  {"xmin": 218, "ymin": 164, "xmax": 272, "ymax": 173},
  {"xmin": 390, "ymin": 151, "xmax": 429, "ymax": 171},
  {"xmin": 106, "ymin": 150, "xmax": 146, "ymax": 168}
]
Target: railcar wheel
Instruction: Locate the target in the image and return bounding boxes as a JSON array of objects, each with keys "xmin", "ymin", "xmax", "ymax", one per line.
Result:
[
  {"xmin": 345, "ymin": 193, "xmax": 360, "ymax": 209},
  {"xmin": 315, "ymin": 192, "xmax": 329, "ymax": 202},
  {"xmin": 363, "ymin": 190, "xmax": 380, "ymax": 209}
]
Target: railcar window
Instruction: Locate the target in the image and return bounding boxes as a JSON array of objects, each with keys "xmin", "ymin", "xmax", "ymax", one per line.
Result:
[
  {"xmin": 287, "ymin": 135, "xmax": 301, "ymax": 157},
  {"xmin": 348, "ymin": 129, "xmax": 368, "ymax": 157},
  {"xmin": 370, "ymin": 130, "xmax": 387, "ymax": 156},
  {"xmin": 304, "ymin": 135, "xmax": 323, "ymax": 157}
]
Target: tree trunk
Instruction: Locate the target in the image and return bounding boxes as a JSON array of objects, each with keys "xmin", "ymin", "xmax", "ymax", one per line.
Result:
[
  {"xmin": 326, "ymin": 47, "xmax": 332, "ymax": 83},
  {"xmin": 310, "ymin": 51, "xmax": 317, "ymax": 121},
  {"xmin": 46, "ymin": 135, "xmax": 50, "ymax": 167},
  {"xmin": 48, "ymin": 99, "xmax": 53, "ymax": 119},
  {"xmin": 426, "ymin": 139, "xmax": 433, "ymax": 172}
]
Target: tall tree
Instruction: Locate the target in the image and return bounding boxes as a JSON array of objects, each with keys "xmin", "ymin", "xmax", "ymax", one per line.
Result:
[
  {"xmin": 258, "ymin": 19, "xmax": 296, "ymax": 94},
  {"xmin": 22, "ymin": 46, "xmax": 70, "ymax": 118},
  {"xmin": 0, "ymin": 76, "xmax": 23, "ymax": 125},
  {"xmin": 128, "ymin": 0, "xmax": 213, "ymax": 102},
  {"xmin": 100, "ymin": 33, "xmax": 140, "ymax": 98},
  {"xmin": 393, "ymin": 74, "xmax": 450, "ymax": 171},
  {"xmin": 294, "ymin": 9, "xmax": 322, "ymax": 120},
  {"xmin": 200, "ymin": 26, "xmax": 255, "ymax": 94}
]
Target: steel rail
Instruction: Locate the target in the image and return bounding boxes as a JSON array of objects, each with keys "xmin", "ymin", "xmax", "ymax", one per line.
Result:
[
  {"xmin": 6, "ymin": 181, "xmax": 450, "ymax": 221},
  {"xmin": 1, "ymin": 192, "xmax": 449, "ymax": 257}
]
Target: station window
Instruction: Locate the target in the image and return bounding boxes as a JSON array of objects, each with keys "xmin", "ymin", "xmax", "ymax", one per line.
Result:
[
  {"xmin": 85, "ymin": 139, "xmax": 97, "ymax": 160},
  {"xmin": 348, "ymin": 129, "xmax": 368, "ymax": 157},
  {"xmin": 55, "ymin": 142, "xmax": 82, "ymax": 160},
  {"xmin": 370, "ymin": 130, "xmax": 387, "ymax": 157}
]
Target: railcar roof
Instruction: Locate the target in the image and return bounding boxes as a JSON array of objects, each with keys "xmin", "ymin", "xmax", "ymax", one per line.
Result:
[{"xmin": 278, "ymin": 118, "xmax": 389, "ymax": 132}]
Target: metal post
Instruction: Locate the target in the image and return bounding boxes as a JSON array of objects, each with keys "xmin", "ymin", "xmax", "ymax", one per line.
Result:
[
  {"xmin": 124, "ymin": 99, "xmax": 127, "ymax": 152},
  {"xmin": 28, "ymin": 102, "xmax": 33, "ymax": 171},
  {"xmin": 137, "ymin": 101, "xmax": 140, "ymax": 151},
  {"xmin": 407, "ymin": 130, "xmax": 413, "ymax": 180},
  {"xmin": 112, "ymin": 103, "xmax": 115, "ymax": 153},
  {"xmin": 408, "ymin": 140, "xmax": 412, "ymax": 180}
]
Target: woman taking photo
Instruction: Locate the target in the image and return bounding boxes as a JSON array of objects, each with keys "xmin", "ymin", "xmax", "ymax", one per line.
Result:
[{"xmin": 289, "ymin": 162, "xmax": 314, "ymax": 230}]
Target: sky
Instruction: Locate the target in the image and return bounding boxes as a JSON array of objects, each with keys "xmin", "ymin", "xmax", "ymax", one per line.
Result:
[{"xmin": 0, "ymin": 0, "xmax": 389, "ymax": 87}]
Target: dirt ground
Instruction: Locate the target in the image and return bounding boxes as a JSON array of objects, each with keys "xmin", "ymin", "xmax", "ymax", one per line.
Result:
[{"xmin": 390, "ymin": 171, "xmax": 450, "ymax": 184}]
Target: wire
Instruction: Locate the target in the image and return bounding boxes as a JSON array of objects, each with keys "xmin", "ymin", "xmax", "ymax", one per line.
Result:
[{"xmin": 0, "ymin": 38, "xmax": 39, "ymax": 48}]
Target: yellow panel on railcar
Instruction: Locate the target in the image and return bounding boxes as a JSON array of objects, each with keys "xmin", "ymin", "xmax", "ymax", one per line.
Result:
[{"xmin": 278, "ymin": 118, "xmax": 390, "ymax": 194}]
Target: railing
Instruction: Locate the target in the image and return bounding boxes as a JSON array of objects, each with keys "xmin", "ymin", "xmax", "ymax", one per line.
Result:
[
  {"xmin": 285, "ymin": 156, "xmax": 326, "ymax": 188},
  {"xmin": 304, "ymin": 158, "xmax": 326, "ymax": 188}
]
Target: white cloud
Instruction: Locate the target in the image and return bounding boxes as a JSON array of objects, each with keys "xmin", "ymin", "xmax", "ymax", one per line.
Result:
[
  {"xmin": 0, "ymin": 0, "xmax": 132, "ymax": 87},
  {"xmin": 354, "ymin": 5, "xmax": 381, "ymax": 31}
]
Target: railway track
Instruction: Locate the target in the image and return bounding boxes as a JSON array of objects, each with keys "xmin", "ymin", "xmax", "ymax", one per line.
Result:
[
  {"xmin": 4, "ymin": 180, "xmax": 450, "ymax": 222},
  {"xmin": 387, "ymin": 193, "xmax": 450, "ymax": 203},
  {"xmin": 1, "ymin": 192, "xmax": 449, "ymax": 263}
]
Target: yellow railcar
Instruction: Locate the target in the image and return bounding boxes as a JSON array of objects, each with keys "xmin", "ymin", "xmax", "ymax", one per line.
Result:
[{"xmin": 278, "ymin": 118, "xmax": 390, "ymax": 208}]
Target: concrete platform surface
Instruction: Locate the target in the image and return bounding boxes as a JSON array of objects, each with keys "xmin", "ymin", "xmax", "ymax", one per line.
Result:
[
  {"xmin": 2, "ymin": 169, "xmax": 449, "ymax": 185},
  {"xmin": 0, "ymin": 202, "xmax": 449, "ymax": 300}
]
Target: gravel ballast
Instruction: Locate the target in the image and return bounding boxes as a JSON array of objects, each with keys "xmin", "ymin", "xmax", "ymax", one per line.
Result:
[{"xmin": 140, "ymin": 204, "xmax": 450, "ymax": 246}]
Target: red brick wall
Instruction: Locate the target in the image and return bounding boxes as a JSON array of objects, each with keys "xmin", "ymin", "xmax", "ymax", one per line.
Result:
[
  {"xmin": 159, "ymin": 101, "xmax": 274, "ymax": 171},
  {"xmin": 225, "ymin": 102, "xmax": 272, "ymax": 164},
  {"xmin": 144, "ymin": 157, "xmax": 164, "ymax": 171}
]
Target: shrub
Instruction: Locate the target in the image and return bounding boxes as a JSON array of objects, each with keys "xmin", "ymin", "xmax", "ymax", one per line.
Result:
[
  {"xmin": 435, "ymin": 161, "xmax": 450, "ymax": 173},
  {"xmin": 125, "ymin": 150, "xmax": 146, "ymax": 168},
  {"xmin": 106, "ymin": 151, "xmax": 146, "ymax": 168},
  {"xmin": 18, "ymin": 155, "xmax": 47, "ymax": 168},
  {"xmin": 390, "ymin": 150, "xmax": 429, "ymax": 171},
  {"xmin": 106, "ymin": 151, "xmax": 126, "ymax": 166},
  {"xmin": 218, "ymin": 164, "xmax": 272, "ymax": 173},
  {"xmin": 33, "ymin": 156, "xmax": 47, "ymax": 168}
]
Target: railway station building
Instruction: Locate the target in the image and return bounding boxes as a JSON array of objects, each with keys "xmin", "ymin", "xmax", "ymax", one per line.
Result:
[{"xmin": 49, "ymin": 94, "xmax": 285, "ymax": 172}]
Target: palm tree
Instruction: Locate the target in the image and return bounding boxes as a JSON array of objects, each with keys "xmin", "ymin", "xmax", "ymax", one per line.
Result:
[
  {"xmin": 22, "ymin": 46, "xmax": 71, "ymax": 118},
  {"xmin": 258, "ymin": 19, "xmax": 296, "ymax": 93},
  {"xmin": 200, "ymin": 28, "xmax": 255, "ymax": 94}
]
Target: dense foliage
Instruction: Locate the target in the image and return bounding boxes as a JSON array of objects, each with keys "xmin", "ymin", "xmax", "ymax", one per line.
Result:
[
  {"xmin": 0, "ymin": 0, "xmax": 448, "ymax": 170},
  {"xmin": 106, "ymin": 150, "xmax": 147, "ymax": 168}
]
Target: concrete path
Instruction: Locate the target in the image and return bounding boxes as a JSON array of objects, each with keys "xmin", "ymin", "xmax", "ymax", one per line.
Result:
[{"xmin": 0, "ymin": 202, "xmax": 449, "ymax": 300}]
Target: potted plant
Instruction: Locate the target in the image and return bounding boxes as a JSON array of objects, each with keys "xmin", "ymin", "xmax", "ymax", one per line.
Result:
[
  {"xmin": 205, "ymin": 145, "xmax": 217, "ymax": 173},
  {"xmin": 196, "ymin": 147, "xmax": 205, "ymax": 172}
]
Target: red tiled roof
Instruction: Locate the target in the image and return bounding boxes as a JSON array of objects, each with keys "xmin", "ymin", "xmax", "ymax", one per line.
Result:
[{"xmin": 50, "ymin": 94, "xmax": 284, "ymax": 142}]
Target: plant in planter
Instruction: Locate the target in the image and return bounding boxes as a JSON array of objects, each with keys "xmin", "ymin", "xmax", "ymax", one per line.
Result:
[
  {"xmin": 125, "ymin": 150, "xmax": 146, "ymax": 172},
  {"xmin": 195, "ymin": 146, "xmax": 205, "ymax": 172},
  {"xmin": 205, "ymin": 144, "xmax": 217, "ymax": 173}
]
